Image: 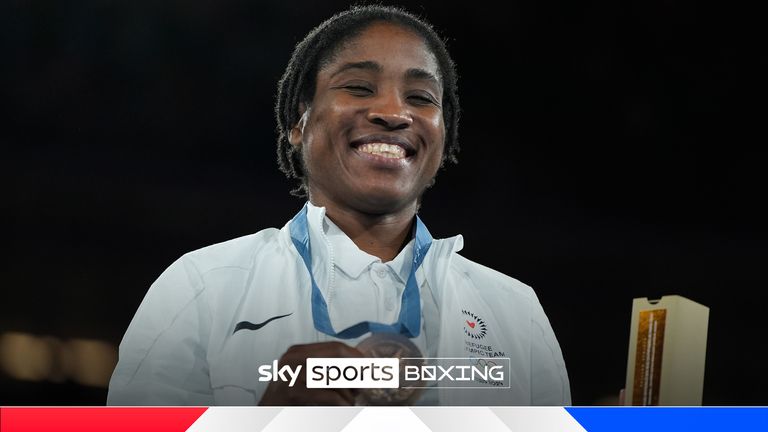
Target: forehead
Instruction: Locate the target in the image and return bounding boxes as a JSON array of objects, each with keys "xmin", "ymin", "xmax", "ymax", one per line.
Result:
[{"xmin": 321, "ymin": 22, "xmax": 441, "ymax": 81}]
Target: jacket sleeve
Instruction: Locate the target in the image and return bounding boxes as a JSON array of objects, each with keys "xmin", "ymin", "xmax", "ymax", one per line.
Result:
[
  {"xmin": 107, "ymin": 255, "xmax": 215, "ymax": 405},
  {"xmin": 530, "ymin": 297, "xmax": 572, "ymax": 405}
]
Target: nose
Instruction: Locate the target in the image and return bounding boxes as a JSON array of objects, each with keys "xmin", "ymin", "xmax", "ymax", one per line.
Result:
[{"xmin": 366, "ymin": 92, "xmax": 413, "ymax": 130}]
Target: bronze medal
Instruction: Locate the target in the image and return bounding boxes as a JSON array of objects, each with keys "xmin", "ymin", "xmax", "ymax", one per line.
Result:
[{"xmin": 355, "ymin": 333, "xmax": 425, "ymax": 405}]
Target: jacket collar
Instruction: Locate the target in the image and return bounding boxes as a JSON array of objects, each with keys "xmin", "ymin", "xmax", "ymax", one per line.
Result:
[
  {"xmin": 282, "ymin": 202, "xmax": 464, "ymax": 295},
  {"xmin": 306, "ymin": 202, "xmax": 414, "ymax": 282}
]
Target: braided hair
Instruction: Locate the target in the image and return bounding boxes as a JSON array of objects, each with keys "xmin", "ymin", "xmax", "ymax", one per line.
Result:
[{"xmin": 275, "ymin": 5, "xmax": 460, "ymax": 196}]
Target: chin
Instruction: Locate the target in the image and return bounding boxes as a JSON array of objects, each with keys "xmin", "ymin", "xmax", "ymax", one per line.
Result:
[{"xmin": 350, "ymin": 186, "xmax": 416, "ymax": 215}]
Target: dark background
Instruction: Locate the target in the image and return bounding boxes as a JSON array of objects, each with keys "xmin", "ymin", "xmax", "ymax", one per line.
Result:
[{"xmin": 2, "ymin": 0, "xmax": 766, "ymax": 405}]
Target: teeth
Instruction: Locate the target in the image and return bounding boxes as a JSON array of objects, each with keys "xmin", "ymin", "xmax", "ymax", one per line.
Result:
[{"xmin": 358, "ymin": 143, "xmax": 406, "ymax": 159}]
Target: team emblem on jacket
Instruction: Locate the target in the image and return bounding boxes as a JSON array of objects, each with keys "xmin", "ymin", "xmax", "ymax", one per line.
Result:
[{"xmin": 462, "ymin": 309, "xmax": 487, "ymax": 339}]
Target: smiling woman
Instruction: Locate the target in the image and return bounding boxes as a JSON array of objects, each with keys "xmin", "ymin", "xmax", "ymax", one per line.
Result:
[
  {"xmin": 275, "ymin": 6, "xmax": 461, "ymax": 200},
  {"xmin": 106, "ymin": 5, "xmax": 570, "ymax": 406},
  {"xmin": 291, "ymin": 23, "xmax": 446, "ymax": 259}
]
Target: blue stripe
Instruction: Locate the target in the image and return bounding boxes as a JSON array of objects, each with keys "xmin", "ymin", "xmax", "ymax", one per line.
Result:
[{"xmin": 565, "ymin": 407, "xmax": 768, "ymax": 432}]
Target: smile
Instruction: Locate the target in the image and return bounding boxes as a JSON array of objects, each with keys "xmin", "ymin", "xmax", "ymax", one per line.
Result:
[
  {"xmin": 357, "ymin": 143, "xmax": 406, "ymax": 159},
  {"xmin": 349, "ymin": 135, "xmax": 417, "ymax": 163}
]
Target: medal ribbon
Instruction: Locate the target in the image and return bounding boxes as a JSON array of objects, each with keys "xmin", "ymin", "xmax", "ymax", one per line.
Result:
[{"xmin": 289, "ymin": 203, "xmax": 432, "ymax": 339}]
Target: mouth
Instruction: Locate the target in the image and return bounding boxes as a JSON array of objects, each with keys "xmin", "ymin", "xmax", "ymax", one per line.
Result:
[{"xmin": 350, "ymin": 135, "xmax": 416, "ymax": 160}]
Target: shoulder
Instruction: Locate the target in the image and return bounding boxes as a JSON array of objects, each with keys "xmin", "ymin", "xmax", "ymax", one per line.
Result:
[
  {"xmin": 181, "ymin": 227, "xmax": 290, "ymax": 276},
  {"xmin": 117, "ymin": 227, "xmax": 293, "ymax": 348},
  {"xmin": 145, "ymin": 227, "xmax": 291, "ymax": 304},
  {"xmin": 450, "ymin": 253, "xmax": 538, "ymax": 303}
]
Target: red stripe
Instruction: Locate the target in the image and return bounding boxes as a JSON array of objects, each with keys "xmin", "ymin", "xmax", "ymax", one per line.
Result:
[{"xmin": 0, "ymin": 407, "xmax": 208, "ymax": 432}]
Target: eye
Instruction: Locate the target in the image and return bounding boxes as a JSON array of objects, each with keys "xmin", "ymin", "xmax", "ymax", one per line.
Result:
[
  {"xmin": 343, "ymin": 85, "xmax": 374, "ymax": 96},
  {"xmin": 408, "ymin": 92, "xmax": 440, "ymax": 107}
]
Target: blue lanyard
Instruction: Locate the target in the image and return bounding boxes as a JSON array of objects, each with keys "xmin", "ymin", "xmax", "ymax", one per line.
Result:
[{"xmin": 289, "ymin": 204, "xmax": 432, "ymax": 339}]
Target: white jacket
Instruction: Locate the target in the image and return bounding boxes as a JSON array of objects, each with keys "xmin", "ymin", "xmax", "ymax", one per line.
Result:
[{"xmin": 107, "ymin": 207, "xmax": 571, "ymax": 406}]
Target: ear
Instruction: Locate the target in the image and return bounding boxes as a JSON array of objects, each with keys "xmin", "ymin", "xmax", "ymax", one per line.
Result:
[{"xmin": 288, "ymin": 103, "xmax": 310, "ymax": 148}]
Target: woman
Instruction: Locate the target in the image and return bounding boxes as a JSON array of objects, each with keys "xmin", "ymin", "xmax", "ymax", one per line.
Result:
[{"xmin": 108, "ymin": 5, "xmax": 570, "ymax": 406}]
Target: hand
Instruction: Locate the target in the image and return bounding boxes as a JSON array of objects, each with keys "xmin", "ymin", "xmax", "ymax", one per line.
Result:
[{"xmin": 258, "ymin": 342, "xmax": 363, "ymax": 406}]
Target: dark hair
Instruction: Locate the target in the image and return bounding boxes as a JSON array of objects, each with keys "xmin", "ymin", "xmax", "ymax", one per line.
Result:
[{"xmin": 275, "ymin": 4, "xmax": 460, "ymax": 196}]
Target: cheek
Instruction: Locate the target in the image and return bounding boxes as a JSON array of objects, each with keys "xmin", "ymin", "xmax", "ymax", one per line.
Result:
[
  {"xmin": 300, "ymin": 115, "xmax": 330, "ymax": 163},
  {"xmin": 305, "ymin": 103, "xmax": 356, "ymax": 148},
  {"xmin": 422, "ymin": 109, "xmax": 446, "ymax": 143},
  {"xmin": 299, "ymin": 130, "xmax": 327, "ymax": 179},
  {"xmin": 427, "ymin": 115, "xmax": 446, "ymax": 167},
  {"xmin": 327, "ymin": 101, "xmax": 362, "ymax": 137}
]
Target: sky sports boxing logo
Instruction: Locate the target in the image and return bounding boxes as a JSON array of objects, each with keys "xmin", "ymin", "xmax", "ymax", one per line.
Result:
[{"xmin": 258, "ymin": 357, "xmax": 511, "ymax": 389}]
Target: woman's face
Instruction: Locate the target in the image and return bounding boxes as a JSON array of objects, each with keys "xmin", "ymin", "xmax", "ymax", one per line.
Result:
[{"xmin": 290, "ymin": 22, "xmax": 445, "ymax": 215}]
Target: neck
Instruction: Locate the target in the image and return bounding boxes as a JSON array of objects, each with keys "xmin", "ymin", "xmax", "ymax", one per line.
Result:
[{"xmin": 309, "ymin": 196, "xmax": 416, "ymax": 262}]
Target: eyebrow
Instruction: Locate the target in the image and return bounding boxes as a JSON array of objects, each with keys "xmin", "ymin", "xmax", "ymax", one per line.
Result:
[
  {"xmin": 330, "ymin": 61, "xmax": 381, "ymax": 78},
  {"xmin": 405, "ymin": 68, "xmax": 441, "ymax": 87},
  {"xmin": 330, "ymin": 61, "xmax": 441, "ymax": 87}
]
